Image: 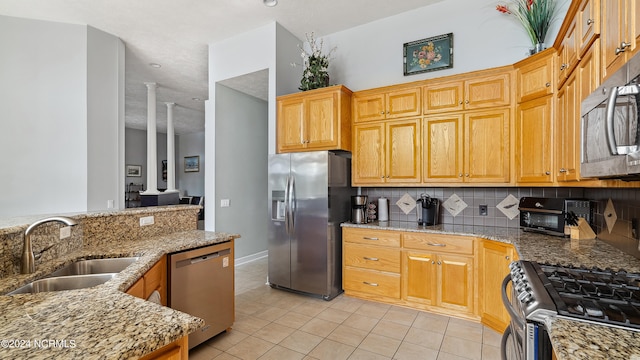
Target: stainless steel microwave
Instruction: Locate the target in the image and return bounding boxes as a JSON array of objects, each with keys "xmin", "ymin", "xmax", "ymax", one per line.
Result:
[{"xmin": 581, "ymin": 51, "xmax": 640, "ymax": 179}]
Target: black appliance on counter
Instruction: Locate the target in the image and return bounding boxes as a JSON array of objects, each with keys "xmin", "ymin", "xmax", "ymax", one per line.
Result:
[
  {"xmin": 501, "ymin": 260, "xmax": 640, "ymax": 360},
  {"xmin": 416, "ymin": 193, "xmax": 439, "ymax": 226},
  {"xmin": 518, "ymin": 197, "xmax": 594, "ymax": 237}
]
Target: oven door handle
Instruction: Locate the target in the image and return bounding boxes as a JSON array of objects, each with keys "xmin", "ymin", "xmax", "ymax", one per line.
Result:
[{"xmin": 501, "ymin": 275, "xmax": 525, "ymax": 330}]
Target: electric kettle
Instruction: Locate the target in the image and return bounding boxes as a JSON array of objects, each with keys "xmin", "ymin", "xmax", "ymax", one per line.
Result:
[{"xmin": 416, "ymin": 193, "xmax": 439, "ymax": 226}]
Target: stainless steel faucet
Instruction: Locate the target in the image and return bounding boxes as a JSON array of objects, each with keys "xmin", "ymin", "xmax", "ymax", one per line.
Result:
[{"xmin": 21, "ymin": 216, "xmax": 78, "ymax": 274}]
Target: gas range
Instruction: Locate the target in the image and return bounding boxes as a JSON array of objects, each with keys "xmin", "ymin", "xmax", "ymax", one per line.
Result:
[{"xmin": 509, "ymin": 261, "xmax": 640, "ymax": 331}]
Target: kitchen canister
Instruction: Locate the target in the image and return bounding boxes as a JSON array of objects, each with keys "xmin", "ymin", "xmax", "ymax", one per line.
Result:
[{"xmin": 378, "ymin": 197, "xmax": 389, "ymax": 221}]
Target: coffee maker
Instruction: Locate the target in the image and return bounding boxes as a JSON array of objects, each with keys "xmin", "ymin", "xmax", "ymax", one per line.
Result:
[
  {"xmin": 416, "ymin": 193, "xmax": 439, "ymax": 226},
  {"xmin": 351, "ymin": 195, "xmax": 368, "ymax": 224}
]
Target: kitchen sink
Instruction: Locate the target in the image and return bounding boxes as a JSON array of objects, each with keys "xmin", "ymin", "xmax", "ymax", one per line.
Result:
[
  {"xmin": 8, "ymin": 273, "xmax": 116, "ymax": 295},
  {"xmin": 47, "ymin": 257, "xmax": 140, "ymax": 277}
]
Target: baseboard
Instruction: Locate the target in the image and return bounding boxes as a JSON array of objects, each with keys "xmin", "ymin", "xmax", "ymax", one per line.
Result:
[{"xmin": 235, "ymin": 250, "xmax": 268, "ymax": 266}]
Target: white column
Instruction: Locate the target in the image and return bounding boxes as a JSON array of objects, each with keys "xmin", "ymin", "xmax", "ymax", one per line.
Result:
[
  {"xmin": 165, "ymin": 102, "xmax": 178, "ymax": 193},
  {"xmin": 141, "ymin": 82, "xmax": 159, "ymax": 195}
]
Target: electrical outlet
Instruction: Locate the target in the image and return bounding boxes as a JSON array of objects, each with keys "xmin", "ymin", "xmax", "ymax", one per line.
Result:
[
  {"xmin": 140, "ymin": 216, "xmax": 154, "ymax": 226},
  {"xmin": 479, "ymin": 205, "xmax": 488, "ymax": 216},
  {"xmin": 107, "ymin": 200, "xmax": 114, "ymax": 209},
  {"xmin": 221, "ymin": 199, "xmax": 230, "ymax": 207},
  {"xmin": 60, "ymin": 226, "xmax": 71, "ymax": 239}
]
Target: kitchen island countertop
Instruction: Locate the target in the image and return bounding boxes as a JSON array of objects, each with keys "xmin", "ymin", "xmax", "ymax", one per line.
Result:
[
  {"xmin": 342, "ymin": 222, "xmax": 640, "ymax": 360},
  {"xmin": 0, "ymin": 230, "xmax": 239, "ymax": 360}
]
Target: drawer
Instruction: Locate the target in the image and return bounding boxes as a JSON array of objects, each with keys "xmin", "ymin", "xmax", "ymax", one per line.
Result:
[
  {"xmin": 344, "ymin": 243, "xmax": 401, "ymax": 272},
  {"xmin": 402, "ymin": 233, "xmax": 474, "ymax": 255},
  {"xmin": 344, "ymin": 267, "xmax": 400, "ymax": 299},
  {"xmin": 343, "ymin": 227, "xmax": 401, "ymax": 247}
]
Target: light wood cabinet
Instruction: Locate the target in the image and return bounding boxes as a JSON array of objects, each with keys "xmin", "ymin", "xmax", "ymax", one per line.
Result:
[
  {"xmin": 276, "ymin": 85, "xmax": 351, "ymax": 153},
  {"xmin": 423, "ymin": 109, "xmax": 510, "ymax": 184},
  {"xmin": 402, "ymin": 233, "xmax": 475, "ymax": 315},
  {"xmin": 423, "ymin": 73, "xmax": 511, "ymax": 114},
  {"xmin": 516, "ymin": 95, "xmax": 554, "ymax": 183},
  {"xmin": 578, "ymin": 0, "xmax": 600, "ymax": 57},
  {"xmin": 479, "ymin": 240, "xmax": 518, "ymax": 333},
  {"xmin": 352, "ymin": 86, "xmax": 421, "ymax": 123},
  {"xmin": 557, "ymin": 17, "xmax": 580, "ymax": 88},
  {"xmin": 556, "ymin": 71, "xmax": 580, "ymax": 182},
  {"xmin": 352, "ymin": 118, "xmax": 421, "ymax": 186},
  {"xmin": 139, "ymin": 336, "xmax": 188, "ymax": 360},
  {"xmin": 126, "ymin": 256, "xmax": 167, "ymax": 306},
  {"xmin": 516, "ymin": 49, "xmax": 555, "ymax": 103},
  {"xmin": 343, "ymin": 228, "xmax": 401, "ymax": 301},
  {"xmin": 600, "ymin": 0, "xmax": 640, "ymax": 81}
]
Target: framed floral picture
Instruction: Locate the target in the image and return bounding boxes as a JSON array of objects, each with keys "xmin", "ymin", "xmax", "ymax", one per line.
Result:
[{"xmin": 403, "ymin": 33, "xmax": 453, "ymax": 76}]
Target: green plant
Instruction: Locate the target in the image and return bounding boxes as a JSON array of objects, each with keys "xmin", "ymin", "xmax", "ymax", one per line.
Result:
[
  {"xmin": 496, "ymin": 0, "xmax": 559, "ymax": 47},
  {"xmin": 297, "ymin": 32, "xmax": 335, "ymax": 91}
]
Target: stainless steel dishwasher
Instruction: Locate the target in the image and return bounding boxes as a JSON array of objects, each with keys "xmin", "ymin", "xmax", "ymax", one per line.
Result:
[{"xmin": 168, "ymin": 241, "xmax": 234, "ymax": 349}]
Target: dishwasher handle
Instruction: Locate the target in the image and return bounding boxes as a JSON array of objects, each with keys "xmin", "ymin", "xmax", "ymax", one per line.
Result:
[{"xmin": 175, "ymin": 248, "xmax": 231, "ymax": 268}]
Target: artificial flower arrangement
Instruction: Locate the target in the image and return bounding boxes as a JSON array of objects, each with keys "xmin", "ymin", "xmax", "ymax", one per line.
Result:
[
  {"xmin": 496, "ymin": 0, "xmax": 559, "ymax": 50},
  {"xmin": 295, "ymin": 32, "xmax": 336, "ymax": 91}
]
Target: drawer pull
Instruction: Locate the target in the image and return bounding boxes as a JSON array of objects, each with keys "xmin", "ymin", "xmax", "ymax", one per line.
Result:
[
  {"xmin": 363, "ymin": 257, "xmax": 379, "ymax": 261},
  {"xmin": 363, "ymin": 281, "xmax": 379, "ymax": 287},
  {"xmin": 363, "ymin": 237, "xmax": 379, "ymax": 241},
  {"xmin": 427, "ymin": 243, "xmax": 446, "ymax": 247}
]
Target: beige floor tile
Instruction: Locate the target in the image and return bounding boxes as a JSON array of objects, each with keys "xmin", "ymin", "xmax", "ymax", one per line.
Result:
[
  {"xmin": 371, "ymin": 319, "xmax": 410, "ymax": 341},
  {"xmin": 326, "ymin": 324, "xmax": 369, "ymax": 347},
  {"xmin": 252, "ymin": 322, "xmax": 296, "ymax": 344},
  {"xmin": 448, "ymin": 317, "xmax": 483, "ymax": 328},
  {"xmin": 382, "ymin": 307, "xmax": 419, "ymax": 326},
  {"xmin": 279, "ymin": 330, "xmax": 324, "ymax": 354},
  {"xmin": 436, "ymin": 352, "xmax": 469, "ymax": 360},
  {"xmin": 347, "ymin": 348, "xmax": 392, "ymax": 360},
  {"xmin": 232, "ymin": 315, "xmax": 271, "ymax": 335},
  {"xmin": 300, "ymin": 317, "xmax": 340, "ymax": 337},
  {"xmin": 330, "ymin": 297, "xmax": 365, "ymax": 313},
  {"xmin": 445, "ymin": 322, "xmax": 483, "ymax": 343},
  {"xmin": 207, "ymin": 330, "xmax": 250, "ymax": 351},
  {"xmin": 394, "ymin": 342, "xmax": 440, "ymax": 360},
  {"xmin": 225, "ymin": 335, "xmax": 274, "ymax": 360},
  {"xmin": 235, "ymin": 300, "xmax": 269, "ymax": 316},
  {"xmin": 307, "ymin": 339, "xmax": 356, "ymax": 360},
  {"xmin": 355, "ymin": 302, "xmax": 391, "ymax": 319},
  {"xmin": 403, "ymin": 327, "xmax": 444, "ymax": 350},
  {"xmin": 258, "ymin": 345, "xmax": 305, "ymax": 360},
  {"xmin": 273, "ymin": 312, "xmax": 312, "ymax": 329},
  {"xmin": 412, "ymin": 312, "xmax": 449, "ymax": 333},
  {"xmin": 189, "ymin": 343, "xmax": 223, "ymax": 360},
  {"xmin": 343, "ymin": 313, "xmax": 380, "ymax": 332},
  {"xmin": 482, "ymin": 327, "xmax": 502, "ymax": 347},
  {"xmin": 213, "ymin": 353, "xmax": 242, "ymax": 360},
  {"xmin": 358, "ymin": 333, "xmax": 401, "ymax": 358},
  {"xmin": 252, "ymin": 306, "xmax": 289, "ymax": 322},
  {"xmin": 291, "ymin": 301, "xmax": 328, "ymax": 317},
  {"xmin": 439, "ymin": 336, "xmax": 482, "ymax": 360},
  {"xmin": 482, "ymin": 344, "xmax": 501, "ymax": 359},
  {"xmin": 316, "ymin": 307, "xmax": 352, "ymax": 324}
]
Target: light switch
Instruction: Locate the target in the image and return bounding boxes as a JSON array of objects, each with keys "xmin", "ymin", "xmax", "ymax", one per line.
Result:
[{"xmin": 221, "ymin": 199, "xmax": 230, "ymax": 207}]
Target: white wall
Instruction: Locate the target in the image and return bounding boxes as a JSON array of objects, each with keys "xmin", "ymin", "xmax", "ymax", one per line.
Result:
[
  {"xmin": 125, "ymin": 128, "xmax": 176, "ymax": 193},
  {"xmin": 321, "ymin": 0, "xmax": 570, "ymax": 91},
  {"xmin": 0, "ymin": 15, "xmax": 124, "ymax": 217}
]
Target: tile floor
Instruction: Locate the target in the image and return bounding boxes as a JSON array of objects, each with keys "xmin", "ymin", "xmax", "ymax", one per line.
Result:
[{"xmin": 189, "ymin": 257, "xmax": 502, "ymax": 360}]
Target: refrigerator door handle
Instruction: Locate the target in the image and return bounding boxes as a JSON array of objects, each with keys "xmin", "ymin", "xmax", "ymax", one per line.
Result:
[
  {"xmin": 289, "ymin": 175, "xmax": 296, "ymax": 233},
  {"xmin": 284, "ymin": 175, "xmax": 291, "ymax": 235}
]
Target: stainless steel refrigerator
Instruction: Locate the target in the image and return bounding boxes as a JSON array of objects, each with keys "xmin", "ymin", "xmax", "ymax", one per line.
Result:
[{"xmin": 268, "ymin": 151, "xmax": 353, "ymax": 300}]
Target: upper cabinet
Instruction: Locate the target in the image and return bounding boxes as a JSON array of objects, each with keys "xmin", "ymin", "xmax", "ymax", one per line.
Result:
[
  {"xmin": 353, "ymin": 86, "xmax": 421, "ymax": 123},
  {"xmin": 557, "ymin": 17, "xmax": 580, "ymax": 87},
  {"xmin": 423, "ymin": 73, "xmax": 511, "ymax": 114},
  {"xmin": 600, "ymin": 0, "xmax": 640, "ymax": 81},
  {"xmin": 578, "ymin": 0, "xmax": 600, "ymax": 57},
  {"xmin": 276, "ymin": 85, "xmax": 352, "ymax": 153},
  {"xmin": 516, "ymin": 48, "xmax": 556, "ymax": 103}
]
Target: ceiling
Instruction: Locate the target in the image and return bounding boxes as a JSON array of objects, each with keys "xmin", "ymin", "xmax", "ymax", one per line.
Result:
[{"xmin": 0, "ymin": 0, "xmax": 444, "ymax": 134}]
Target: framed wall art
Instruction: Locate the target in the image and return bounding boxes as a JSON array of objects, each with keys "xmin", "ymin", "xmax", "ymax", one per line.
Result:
[
  {"xmin": 184, "ymin": 156, "xmax": 200, "ymax": 172},
  {"xmin": 126, "ymin": 165, "xmax": 141, "ymax": 177},
  {"xmin": 403, "ymin": 33, "xmax": 453, "ymax": 76}
]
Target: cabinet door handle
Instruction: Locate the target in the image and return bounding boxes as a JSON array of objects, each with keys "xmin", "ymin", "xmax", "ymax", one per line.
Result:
[
  {"xmin": 437, "ymin": 261, "xmax": 442, "ymax": 265},
  {"xmin": 559, "ymin": 64, "xmax": 566, "ymax": 71},
  {"xmin": 431, "ymin": 261, "xmax": 436, "ymax": 264},
  {"xmin": 363, "ymin": 257, "xmax": 379, "ymax": 261},
  {"xmin": 505, "ymin": 256, "xmax": 510, "ymax": 260},
  {"xmin": 559, "ymin": 168, "xmax": 567, "ymax": 173},
  {"xmin": 363, "ymin": 237, "xmax": 379, "ymax": 241},
  {"xmin": 380, "ymin": 111, "xmax": 385, "ymax": 115},
  {"xmin": 616, "ymin": 42, "xmax": 631, "ymax": 55},
  {"xmin": 459, "ymin": 173, "xmax": 463, "ymax": 177},
  {"xmin": 427, "ymin": 243, "xmax": 446, "ymax": 247},
  {"xmin": 545, "ymin": 171, "xmax": 551, "ymax": 175},
  {"xmin": 459, "ymin": 101, "xmax": 463, "ymax": 105},
  {"xmin": 545, "ymin": 82, "xmax": 551, "ymax": 87},
  {"xmin": 363, "ymin": 281, "xmax": 379, "ymax": 287},
  {"xmin": 465, "ymin": 100, "xmax": 469, "ymax": 104},
  {"xmin": 586, "ymin": 19, "xmax": 594, "ymax": 25},
  {"xmin": 465, "ymin": 173, "xmax": 470, "ymax": 177}
]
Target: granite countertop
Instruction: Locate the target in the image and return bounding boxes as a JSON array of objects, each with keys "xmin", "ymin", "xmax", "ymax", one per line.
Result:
[
  {"xmin": 342, "ymin": 222, "xmax": 640, "ymax": 360},
  {"xmin": 0, "ymin": 230, "xmax": 238, "ymax": 360}
]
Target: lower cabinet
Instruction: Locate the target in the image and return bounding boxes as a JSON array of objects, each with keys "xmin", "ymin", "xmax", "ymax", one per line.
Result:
[
  {"xmin": 126, "ymin": 256, "xmax": 167, "ymax": 306},
  {"xmin": 139, "ymin": 336, "xmax": 188, "ymax": 360},
  {"xmin": 479, "ymin": 239, "xmax": 518, "ymax": 333}
]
